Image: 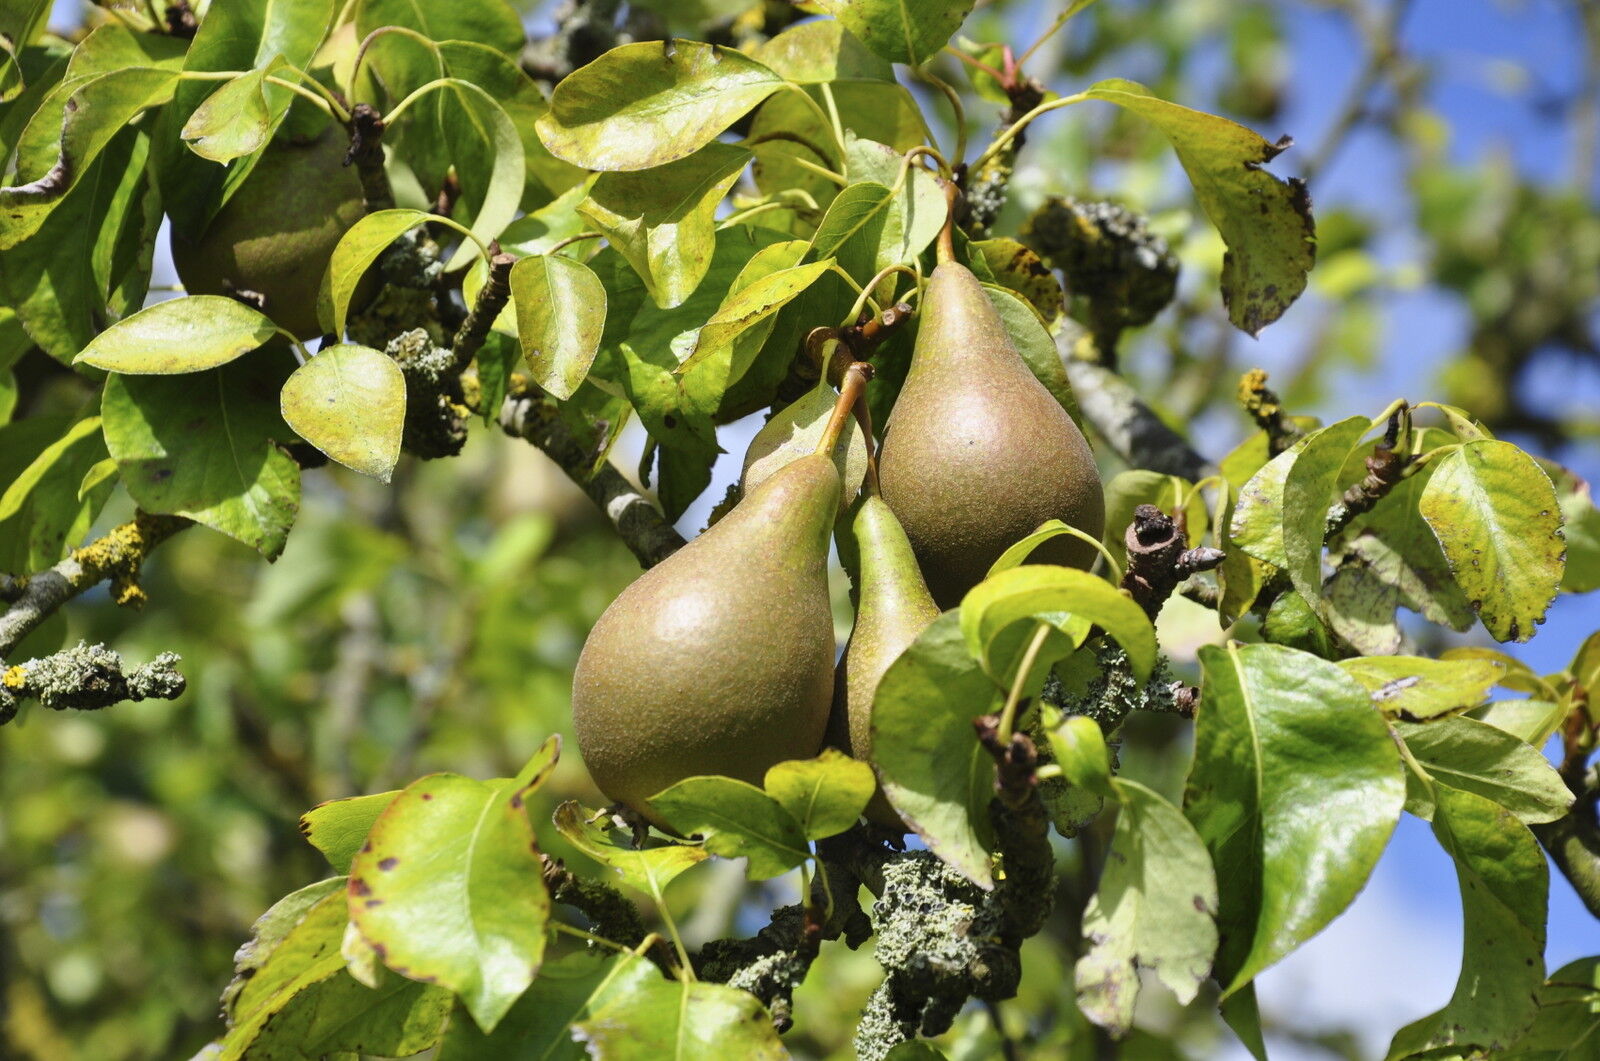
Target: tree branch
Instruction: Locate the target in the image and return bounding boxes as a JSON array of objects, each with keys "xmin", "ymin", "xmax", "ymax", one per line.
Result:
[
  {"xmin": 1, "ymin": 642, "xmax": 185, "ymax": 725},
  {"xmin": 1059, "ymin": 351, "xmax": 1212, "ymax": 480},
  {"xmin": 497, "ymin": 391, "xmax": 686, "ymax": 568},
  {"xmin": 0, "ymin": 513, "xmax": 190, "ymax": 659}
]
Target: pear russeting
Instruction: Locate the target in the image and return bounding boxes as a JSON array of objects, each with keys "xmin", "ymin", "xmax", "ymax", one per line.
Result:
[
  {"xmin": 878, "ymin": 232, "xmax": 1105, "ymax": 608},
  {"xmin": 571, "ymin": 366, "xmax": 873, "ymax": 827},
  {"xmin": 170, "ymin": 126, "xmax": 368, "ymax": 339},
  {"xmin": 829, "ymin": 491, "xmax": 939, "ymax": 828}
]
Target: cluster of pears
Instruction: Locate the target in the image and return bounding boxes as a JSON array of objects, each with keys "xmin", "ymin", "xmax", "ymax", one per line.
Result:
[{"xmin": 572, "ymin": 234, "xmax": 1105, "ymax": 829}]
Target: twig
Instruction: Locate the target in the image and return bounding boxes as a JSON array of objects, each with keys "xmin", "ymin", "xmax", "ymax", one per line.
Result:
[
  {"xmin": 345, "ymin": 103, "xmax": 395, "ymax": 213},
  {"xmin": 1120, "ymin": 505, "xmax": 1225, "ymax": 619},
  {"xmin": 1237, "ymin": 368, "xmax": 1303, "ymax": 457},
  {"xmin": 0, "ymin": 513, "xmax": 190, "ymax": 658},
  {"xmin": 450, "ymin": 250, "xmax": 516, "ymax": 374},
  {"xmin": 1060, "ymin": 350, "xmax": 1211, "ymax": 480},
  {"xmin": 1, "ymin": 643, "xmax": 185, "ymax": 725},
  {"xmin": 497, "ymin": 391, "xmax": 686, "ymax": 568},
  {"xmin": 1532, "ymin": 762, "xmax": 1600, "ymax": 920}
]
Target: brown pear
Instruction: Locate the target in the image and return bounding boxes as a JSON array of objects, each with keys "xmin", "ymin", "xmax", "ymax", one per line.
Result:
[
  {"xmin": 171, "ymin": 128, "xmax": 367, "ymax": 339},
  {"xmin": 878, "ymin": 261, "xmax": 1104, "ymax": 608},
  {"xmin": 829, "ymin": 494, "xmax": 939, "ymax": 828},
  {"xmin": 571, "ymin": 453, "xmax": 841, "ymax": 827}
]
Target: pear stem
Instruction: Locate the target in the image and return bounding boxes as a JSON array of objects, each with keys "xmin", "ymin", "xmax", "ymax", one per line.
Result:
[
  {"xmin": 852, "ymin": 380, "xmax": 881, "ymax": 494},
  {"xmin": 937, "ymin": 180, "xmax": 959, "ymax": 265},
  {"xmin": 816, "ymin": 362, "xmax": 874, "ymax": 458},
  {"xmin": 997, "ymin": 622, "xmax": 1052, "ymax": 745}
]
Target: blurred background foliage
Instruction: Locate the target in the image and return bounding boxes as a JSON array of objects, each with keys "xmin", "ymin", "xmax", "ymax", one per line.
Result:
[{"xmin": 2, "ymin": 0, "xmax": 1597, "ymax": 1059}]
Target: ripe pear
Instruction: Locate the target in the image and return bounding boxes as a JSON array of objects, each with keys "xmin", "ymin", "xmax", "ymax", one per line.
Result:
[
  {"xmin": 829, "ymin": 493, "xmax": 939, "ymax": 828},
  {"xmin": 171, "ymin": 128, "xmax": 367, "ymax": 338},
  {"xmin": 572, "ymin": 453, "xmax": 842, "ymax": 827},
  {"xmin": 878, "ymin": 261, "xmax": 1105, "ymax": 608}
]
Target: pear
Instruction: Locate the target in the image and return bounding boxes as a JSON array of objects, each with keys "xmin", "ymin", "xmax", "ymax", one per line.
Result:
[
  {"xmin": 572, "ymin": 452, "xmax": 842, "ymax": 827},
  {"xmin": 171, "ymin": 128, "xmax": 367, "ymax": 338},
  {"xmin": 878, "ymin": 260, "xmax": 1105, "ymax": 608},
  {"xmin": 829, "ymin": 493, "xmax": 939, "ymax": 828}
]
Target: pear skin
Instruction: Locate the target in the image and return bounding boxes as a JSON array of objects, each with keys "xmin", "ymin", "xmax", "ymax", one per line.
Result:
[
  {"xmin": 829, "ymin": 494, "xmax": 940, "ymax": 828},
  {"xmin": 878, "ymin": 261, "xmax": 1105, "ymax": 608},
  {"xmin": 171, "ymin": 128, "xmax": 368, "ymax": 339},
  {"xmin": 572, "ymin": 453, "xmax": 842, "ymax": 826}
]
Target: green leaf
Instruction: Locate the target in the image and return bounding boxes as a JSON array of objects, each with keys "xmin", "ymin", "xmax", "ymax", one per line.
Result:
[
  {"xmin": 437, "ymin": 951, "xmax": 617, "ymax": 1061},
  {"xmin": 75, "ymin": 296, "xmax": 279, "ymax": 374},
  {"xmin": 218, "ymin": 888, "xmax": 350, "ymax": 1060},
  {"xmin": 1076, "ymin": 779, "xmax": 1218, "ymax": 1037},
  {"xmin": 300, "ymin": 791, "xmax": 401, "ymax": 873},
  {"xmin": 579, "ymin": 143, "xmax": 750, "ymax": 309},
  {"xmin": 348, "ymin": 773, "xmax": 550, "ymax": 1033},
  {"xmin": 971, "ymin": 237, "xmax": 1067, "ymax": 323},
  {"xmin": 648, "ymin": 776, "xmax": 810, "ymax": 880},
  {"xmin": 1500, "ymin": 957, "xmax": 1600, "ymax": 1058},
  {"xmin": 873, "ymin": 611, "xmax": 1000, "ymax": 889},
  {"xmin": 960, "ymin": 566, "xmax": 1157, "ymax": 684},
  {"xmin": 1282, "ymin": 416, "xmax": 1371, "ymax": 610},
  {"xmin": 1328, "ymin": 470, "xmax": 1477, "ymax": 638},
  {"xmin": 1044, "ymin": 712, "xmax": 1115, "ymax": 798},
  {"xmin": 537, "ymin": 40, "xmax": 784, "ymax": 172},
  {"xmin": 812, "ymin": 0, "xmax": 979, "ymax": 66},
  {"xmin": 681, "ymin": 256, "xmax": 831, "ymax": 375},
  {"xmin": 1220, "ymin": 986, "xmax": 1270, "ymax": 1061},
  {"xmin": 180, "ymin": 61, "xmax": 285, "ymax": 164},
  {"xmin": 739, "ymin": 377, "xmax": 868, "ymax": 512},
  {"xmin": 806, "ymin": 180, "xmax": 898, "ymax": 288},
  {"xmin": 319, "ymin": 209, "xmax": 433, "ymax": 336},
  {"xmin": 1386, "ymin": 785, "xmax": 1546, "ymax": 1059},
  {"xmin": 1543, "ymin": 460, "xmax": 1600, "ymax": 594},
  {"xmin": 0, "ymin": 417, "xmax": 110, "ymax": 572},
  {"xmin": 0, "ymin": 0, "xmax": 52, "ymax": 103},
  {"xmin": 986, "ymin": 520, "xmax": 1105, "ymax": 580},
  {"xmin": 551, "ymin": 801, "xmax": 709, "ymax": 897},
  {"xmin": 155, "ymin": 0, "xmax": 335, "ymax": 237},
  {"xmin": 0, "ymin": 66, "xmax": 178, "ymax": 248},
  {"xmin": 0, "ymin": 125, "xmax": 158, "ymax": 364},
  {"xmin": 572, "ymin": 952, "xmax": 787, "ymax": 1059},
  {"xmin": 102, "ymin": 357, "xmax": 300, "ymax": 559},
  {"xmin": 763, "ymin": 749, "xmax": 876, "ymax": 840},
  {"xmin": 356, "ymin": 0, "xmax": 524, "ymax": 58},
  {"xmin": 428, "ymin": 79, "xmax": 526, "ymax": 270},
  {"xmin": 1184, "ymin": 642, "xmax": 1405, "ymax": 994},
  {"xmin": 1231, "ymin": 433, "xmax": 1309, "ymax": 569},
  {"xmin": 1339, "ymin": 655, "xmax": 1504, "ymax": 721},
  {"xmin": 842, "ymin": 136, "xmax": 947, "ymax": 273},
  {"xmin": 509, "ymin": 255, "xmax": 607, "ymax": 400},
  {"xmin": 1419, "ymin": 440, "xmax": 1564, "ymax": 642},
  {"xmin": 269, "ymin": 966, "xmax": 452, "ymax": 1059},
  {"xmin": 1082, "ymin": 78, "xmax": 1314, "ymax": 335},
  {"xmin": 280, "ymin": 345, "xmax": 406, "ymax": 482},
  {"xmin": 1396, "ymin": 717, "xmax": 1573, "ymax": 825},
  {"xmin": 754, "ymin": 17, "xmax": 896, "ymax": 82},
  {"xmin": 1471, "ymin": 699, "xmax": 1568, "ymax": 748},
  {"xmin": 749, "ymin": 81, "xmax": 926, "ymax": 211}
]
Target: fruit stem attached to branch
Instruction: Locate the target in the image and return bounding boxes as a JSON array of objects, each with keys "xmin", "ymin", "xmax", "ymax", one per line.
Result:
[{"xmin": 817, "ymin": 362, "xmax": 875, "ymax": 458}]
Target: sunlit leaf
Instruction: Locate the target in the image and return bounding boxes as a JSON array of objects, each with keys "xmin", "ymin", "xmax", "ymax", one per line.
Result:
[
  {"xmin": 874, "ymin": 612, "xmax": 999, "ymax": 888},
  {"xmin": 1339, "ymin": 655, "xmax": 1504, "ymax": 721},
  {"xmin": 510, "ymin": 254, "xmax": 607, "ymax": 400},
  {"xmin": 1185, "ymin": 642, "xmax": 1404, "ymax": 995},
  {"xmin": 300, "ymin": 791, "xmax": 401, "ymax": 873},
  {"xmin": 1419, "ymin": 440, "xmax": 1564, "ymax": 642},
  {"xmin": 1396, "ymin": 716, "xmax": 1573, "ymax": 825},
  {"xmin": 280, "ymin": 344, "xmax": 406, "ymax": 481},
  {"xmin": 812, "ymin": 0, "xmax": 979, "ymax": 66},
  {"xmin": 551, "ymin": 801, "xmax": 710, "ymax": 897},
  {"xmin": 348, "ymin": 773, "xmax": 550, "ymax": 1032},
  {"xmin": 75, "ymin": 296, "xmax": 279, "ymax": 374},
  {"xmin": 1082, "ymin": 78, "xmax": 1314, "ymax": 334},
  {"xmin": 1386, "ymin": 785, "xmax": 1546, "ymax": 1059},
  {"xmin": 649, "ymin": 776, "xmax": 810, "ymax": 880},
  {"xmin": 764, "ymin": 749, "xmax": 876, "ymax": 840},
  {"xmin": 537, "ymin": 40, "xmax": 784, "ymax": 171},
  {"xmin": 572, "ymin": 952, "xmax": 787, "ymax": 1059}
]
